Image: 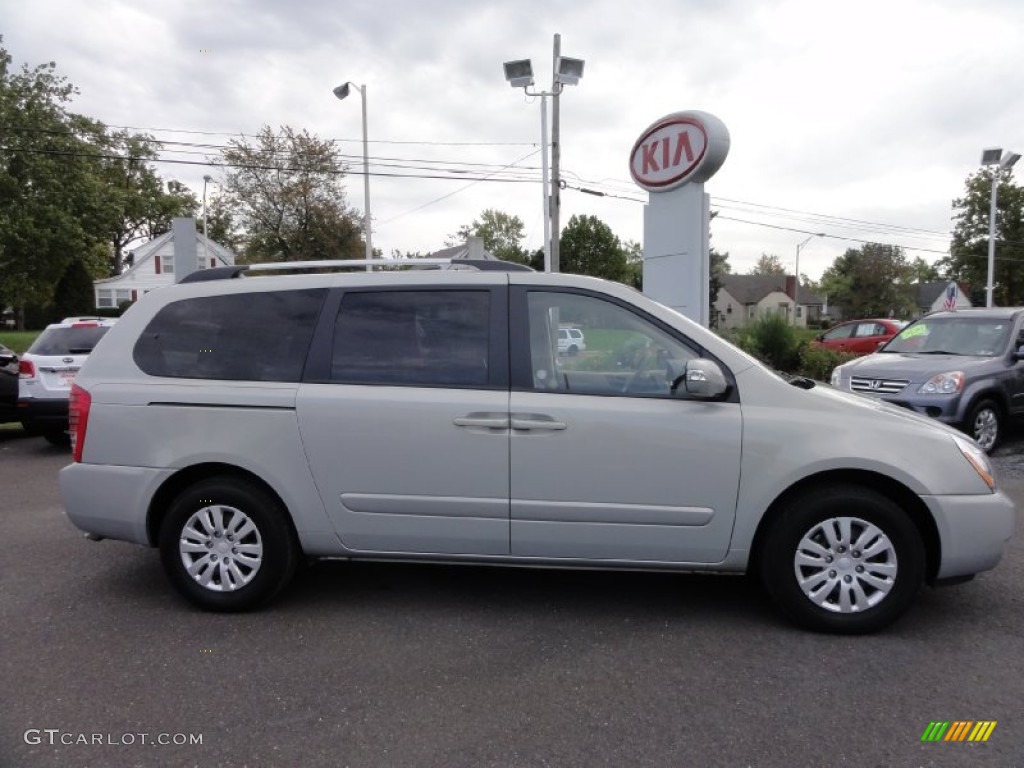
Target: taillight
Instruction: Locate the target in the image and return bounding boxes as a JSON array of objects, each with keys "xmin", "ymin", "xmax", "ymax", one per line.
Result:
[
  {"xmin": 18, "ymin": 359, "xmax": 35, "ymax": 378},
  {"xmin": 69, "ymin": 383, "xmax": 91, "ymax": 462}
]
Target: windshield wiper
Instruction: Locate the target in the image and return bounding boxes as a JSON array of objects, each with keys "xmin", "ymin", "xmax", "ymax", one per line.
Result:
[{"xmin": 917, "ymin": 350, "xmax": 959, "ymax": 355}]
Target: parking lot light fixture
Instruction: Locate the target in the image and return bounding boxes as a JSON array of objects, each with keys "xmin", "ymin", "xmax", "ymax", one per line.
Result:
[
  {"xmin": 334, "ymin": 82, "xmax": 373, "ymax": 271},
  {"xmin": 793, "ymin": 233, "xmax": 825, "ymax": 326}
]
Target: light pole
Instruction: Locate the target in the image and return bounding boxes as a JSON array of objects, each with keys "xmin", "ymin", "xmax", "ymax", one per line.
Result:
[
  {"xmin": 202, "ymin": 174, "xmax": 213, "ymax": 267},
  {"xmin": 333, "ymin": 81, "xmax": 373, "ymax": 271},
  {"xmin": 793, "ymin": 233, "xmax": 824, "ymax": 326},
  {"xmin": 503, "ymin": 36, "xmax": 584, "ymax": 272},
  {"xmin": 980, "ymin": 147, "xmax": 1021, "ymax": 307}
]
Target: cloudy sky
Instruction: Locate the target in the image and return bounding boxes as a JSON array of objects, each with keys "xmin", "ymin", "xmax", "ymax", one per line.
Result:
[{"xmin": 5, "ymin": 0, "xmax": 1024, "ymax": 278}]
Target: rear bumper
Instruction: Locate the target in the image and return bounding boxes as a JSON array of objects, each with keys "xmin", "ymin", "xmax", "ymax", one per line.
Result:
[
  {"xmin": 18, "ymin": 397, "xmax": 69, "ymax": 431},
  {"xmin": 923, "ymin": 490, "xmax": 1018, "ymax": 579},
  {"xmin": 59, "ymin": 462, "xmax": 173, "ymax": 546}
]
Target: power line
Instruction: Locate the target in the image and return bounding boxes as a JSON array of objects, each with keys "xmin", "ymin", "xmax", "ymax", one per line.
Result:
[{"xmin": 716, "ymin": 215, "xmax": 951, "ymax": 256}]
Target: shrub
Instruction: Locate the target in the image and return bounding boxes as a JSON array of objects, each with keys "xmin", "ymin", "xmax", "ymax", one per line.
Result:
[
  {"xmin": 798, "ymin": 344, "xmax": 859, "ymax": 382},
  {"xmin": 737, "ymin": 313, "xmax": 801, "ymax": 372}
]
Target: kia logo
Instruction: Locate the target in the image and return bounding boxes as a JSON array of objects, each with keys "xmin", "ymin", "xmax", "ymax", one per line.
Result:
[
  {"xmin": 62, "ymin": 357, "xmax": 74, "ymax": 364},
  {"xmin": 628, "ymin": 111, "xmax": 731, "ymax": 193},
  {"xmin": 630, "ymin": 118, "xmax": 708, "ymax": 190}
]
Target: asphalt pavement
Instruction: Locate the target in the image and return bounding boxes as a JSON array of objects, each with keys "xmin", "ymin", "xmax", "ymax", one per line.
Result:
[{"xmin": 1, "ymin": 428, "xmax": 1023, "ymax": 768}]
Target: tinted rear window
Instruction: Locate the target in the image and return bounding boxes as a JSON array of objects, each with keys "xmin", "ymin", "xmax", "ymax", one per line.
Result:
[
  {"xmin": 133, "ymin": 289, "xmax": 327, "ymax": 381},
  {"xmin": 28, "ymin": 326, "xmax": 111, "ymax": 355}
]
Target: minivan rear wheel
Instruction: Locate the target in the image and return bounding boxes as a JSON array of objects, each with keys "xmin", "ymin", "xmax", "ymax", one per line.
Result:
[
  {"xmin": 159, "ymin": 478, "xmax": 300, "ymax": 612},
  {"xmin": 759, "ymin": 485, "xmax": 924, "ymax": 634}
]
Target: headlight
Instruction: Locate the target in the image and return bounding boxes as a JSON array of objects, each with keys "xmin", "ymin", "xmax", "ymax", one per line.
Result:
[
  {"xmin": 917, "ymin": 371, "xmax": 964, "ymax": 395},
  {"xmin": 830, "ymin": 367, "xmax": 842, "ymax": 388},
  {"xmin": 953, "ymin": 435, "xmax": 995, "ymax": 491}
]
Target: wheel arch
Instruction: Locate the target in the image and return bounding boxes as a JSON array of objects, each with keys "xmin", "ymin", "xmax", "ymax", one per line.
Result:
[
  {"xmin": 146, "ymin": 463, "xmax": 297, "ymax": 548},
  {"xmin": 747, "ymin": 469, "xmax": 941, "ymax": 584}
]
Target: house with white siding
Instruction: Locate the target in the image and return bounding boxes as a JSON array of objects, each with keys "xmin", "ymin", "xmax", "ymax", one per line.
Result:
[
  {"xmin": 93, "ymin": 224, "xmax": 236, "ymax": 309},
  {"xmin": 714, "ymin": 274, "xmax": 825, "ymax": 329}
]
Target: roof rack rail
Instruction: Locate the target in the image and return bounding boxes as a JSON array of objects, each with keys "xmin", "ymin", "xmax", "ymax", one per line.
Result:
[
  {"xmin": 180, "ymin": 258, "xmax": 534, "ymax": 282},
  {"xmin": 179, "ymin": 266, "xmax": 249, "ymax": 283}
]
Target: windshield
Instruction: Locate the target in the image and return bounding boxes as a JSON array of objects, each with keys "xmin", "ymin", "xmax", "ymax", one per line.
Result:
[{"xmin": 881, "ymin": 316, "xmax": 1011, "ymax": 356}]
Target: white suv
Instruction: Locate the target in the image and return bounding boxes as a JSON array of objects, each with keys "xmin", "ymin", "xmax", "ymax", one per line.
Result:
[
  {"xmin": 58, "ymin": 260, "xmax": 1016, "ymax": 633},
  {"xmin": 19, "ymin": 316, "xmax": 117, "ymax": 444},
  {"xmin": 557, "ymin": 327, "xmax": 586, "ymax": 356}
]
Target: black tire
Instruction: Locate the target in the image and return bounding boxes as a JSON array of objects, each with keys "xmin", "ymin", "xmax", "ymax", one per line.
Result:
[
  {"xmin": 44, "ymin": 430, "xmax": 70, "ymax": 447},
  {"xmin": 758, "ymin": 484, "xmax": 924, "ymax": 634},
  {"xmin": 159, "ymin": 477, "xmax": 300, "ymax": 612},
  {"xmin": 965, "ymin": 399, "xmax": 1001, "ymax": 454},
  {"xmin": 567, "ymin": 345, "xmax": 579, "ymax": 357}
]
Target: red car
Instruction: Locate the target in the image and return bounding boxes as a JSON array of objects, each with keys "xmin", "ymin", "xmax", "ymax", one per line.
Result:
[{"xmin": 812, "ymin": 318, "xmax": 908, "ymax": 356}]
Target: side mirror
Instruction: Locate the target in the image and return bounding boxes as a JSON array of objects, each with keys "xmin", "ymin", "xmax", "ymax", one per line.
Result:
[
  {"xmin": 0, "ymin": 353, "xmax": 15, "ymax": 366},
  {"xmin": 1015, "ymin": 345, "xmax": 1024, "ymax": 361},
  {"xmin": 670, "ymin": 359, "xmax": 729, "ymax": 399}
]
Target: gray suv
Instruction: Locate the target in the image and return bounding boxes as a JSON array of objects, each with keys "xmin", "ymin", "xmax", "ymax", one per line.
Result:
[
  {"xmin": 831, "ymin": 308, "xmax": 1024, "ymax": 452},
  {"xmin": 58, "ymin": 260, "xmax": 1016, "ymax": 634}
]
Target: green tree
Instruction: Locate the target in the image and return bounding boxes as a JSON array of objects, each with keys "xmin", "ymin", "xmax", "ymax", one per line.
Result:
[
  {"xmin": 938, "ymin": 168, "xmax": 1024, "ymax": 305},
  {"xmin": 709, "ymin": 248, "xmax": 731, "ymax": 328},
  {"xmin": 820, "ymin": 243, "xmax": 916, "ymax": 317},
  {"xmin": 94, "ymin": 131, "xmax": 199, "ymax": 274},
  {"xmin": 749, "ymin": 253, "xmax": 786, "ymax": 276},
  {"xmin": 559, "ymin": 214, "xmax": 627, "ymax": 282},
  {"xmin": 52, "ymin": 259, "xmax": 97, "ymax": 318},
  {"xmin": 623, "ymin": 239, "xmax": 643, "ymax": 289},
  {"xmin": 907, "ymin": 256, "xmax": 939, "ymax": 284},
  {"xmin": 219, "ymin": 125, "xmax": 364, "ymax": 262},
  {"xmin": 447, "ymin": 209, "xmax": 529, "ymax": 264},
  {"xmin": 0, "ymin": 41, "xmax": 110, "ymax": 314}
]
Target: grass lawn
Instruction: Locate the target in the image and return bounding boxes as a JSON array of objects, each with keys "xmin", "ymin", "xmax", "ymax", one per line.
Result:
[{"xmin": 0, "ymin": 331, "xmax": 40, "ymax": 354}]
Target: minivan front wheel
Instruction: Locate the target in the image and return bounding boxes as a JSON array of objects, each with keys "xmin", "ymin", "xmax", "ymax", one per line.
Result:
[
  {"xmin": 966, "ymin": 399, "xmax": 1001, "ymax": 454},
  {"xmin": 159, "ymin": 478, "xmax": 300, "ymax": 612},
  {"xmin": 759, "ymin": 485, "xmax": 924, "ymax": 634}
]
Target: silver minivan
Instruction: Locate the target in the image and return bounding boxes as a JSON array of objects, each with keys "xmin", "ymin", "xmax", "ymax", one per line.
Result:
[{"xmin": 59, "ymin": 260, "xmax": 1017, "ymax": 633}]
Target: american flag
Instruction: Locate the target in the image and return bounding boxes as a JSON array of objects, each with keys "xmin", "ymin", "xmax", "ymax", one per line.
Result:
[{"xmin": 943, "ymin": 283, "xmax": 958, "ymax": 311}]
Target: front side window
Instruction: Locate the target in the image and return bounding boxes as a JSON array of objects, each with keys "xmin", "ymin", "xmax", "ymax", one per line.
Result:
[
  {"xmin": 133, "ymin": 289, "xmax": 327, "ymax": 381},
  {"xmin": 822, "ymin": 324, "xmax": 854, "ymax": 341},
  {"xmin": 331, "ymin": 290, "xmax": 490, "ymax": 387},
  {"xmin": 525, "ymin": 291, "xmax": 698, "ymax": 396}
]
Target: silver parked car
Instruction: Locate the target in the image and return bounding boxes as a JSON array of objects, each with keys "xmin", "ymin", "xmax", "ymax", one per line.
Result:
[{"xmin": 59, "ymin": 261, "xmax": 1016, "ymax": 633}]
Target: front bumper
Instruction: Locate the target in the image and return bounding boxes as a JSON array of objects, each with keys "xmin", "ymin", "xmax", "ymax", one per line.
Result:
[{"xmin": 923, "ymin": 490, "xmax": 1017, "ymax": 579}]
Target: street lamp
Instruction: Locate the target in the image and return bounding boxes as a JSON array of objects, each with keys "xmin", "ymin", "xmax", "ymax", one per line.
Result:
[
  {"xmin": 503, "ymin": 34, "xmax": 584, "ymax": 272},
  {"xmin": 793, "ymin": 233, "xmax": 825, "ymax": 326},
  {"xmin": 202, "ymin": 174, "xmax": 213, "ymax": 267},
  {"xmin": 980, "ymin": 147, "xmax": 1021, "ymax": 307},
  {"xmin": 334, "ymin": 81, "xmax": 373, "ymax": 270}
]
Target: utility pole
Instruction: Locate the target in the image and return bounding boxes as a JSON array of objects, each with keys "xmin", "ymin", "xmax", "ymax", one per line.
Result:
[{"xmin": 550, "ymin": 33, "xmax": 562, "ymax": 273}]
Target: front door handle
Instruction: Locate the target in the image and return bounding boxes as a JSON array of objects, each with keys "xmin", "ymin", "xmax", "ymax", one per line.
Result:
[
  {"xmin": 510, "ymin": 414, "xmax": 567, "ymax": 431},
  {"xmin": 454, "ymin": 413, "xmax": 510, "ymax": 429}
]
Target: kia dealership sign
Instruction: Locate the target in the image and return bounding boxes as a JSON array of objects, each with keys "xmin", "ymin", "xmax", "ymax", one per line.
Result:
[{"xmin": 629, "ymin": 111, "xmax": 730, "ymax": 192}]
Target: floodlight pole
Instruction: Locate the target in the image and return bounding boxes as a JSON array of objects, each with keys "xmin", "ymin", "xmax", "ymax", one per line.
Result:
[
  {"xmin": 539, "ymin": 93, "xmax": 551, "ymax": 273},
  {"xmin": 986, "ymin": 165, "xmax": 1000, "ymax": 308},
  {"xmin": 550, "ymin": 33, "xmax": 562, "ymax": 273},
  {"xmin": 202, "ymin": 174, "xmax": 213, "ymax": 266},
  {"xmin": 793, "ymin": 233, "xmax": 823, "ymax": 326},
  {"xmin": 334, "ymin": 82, "xmax": 373, "ymax": 271}
]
